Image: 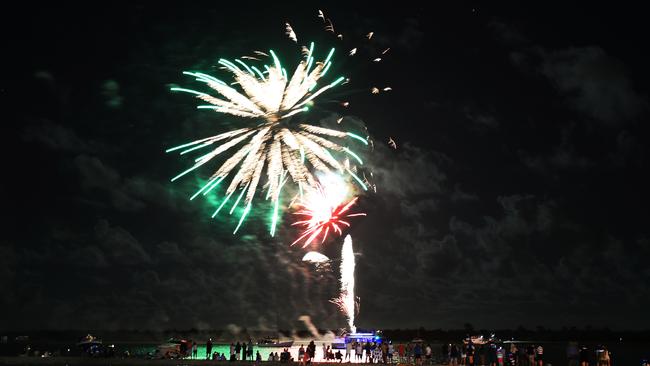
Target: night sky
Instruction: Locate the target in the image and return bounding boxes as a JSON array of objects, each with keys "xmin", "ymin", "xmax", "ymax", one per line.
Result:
[{"xmin": 2, "ymin": 2, "xmax": 649, "ymax": 332}]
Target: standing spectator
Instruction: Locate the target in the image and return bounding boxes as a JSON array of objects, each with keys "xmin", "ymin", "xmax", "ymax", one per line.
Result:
[
  {"xmin": 463, "ymin": 342, "xmax": 475, "ymax": 366},
  {"xmin": 450, "ymin": 344, "xmax": 460, "ymax": 366},
  {"xmin": 192, "ymin": 341, "xmax": 198, "ymax": 359},
  {"xmin": 398, "ymin": 343, "xmax": 405, "ymax": 363},
  {"xmin": 299, "ymin": 345, "xmax": 305, "ymax": 361},
  {"xmin": 414, "ymin": 343, "xmax": 423, "ymax": 366},
  {"xmin": 478, "ymin": 345, "xmax": 486, "ymax": 366},
  {"xmin": 308, "ymin": 341, "xmax": 316, "ymax": 361},
  {"xmin": 496, "ymin": 346, "xmax": 504, "ymax": 366},
  {"xmin": 579, "ymin": 345, "xmax": 590, "ymax": 366},
  {"xmin": 235, "ymin": 342, "xmax": 242, "ymax": 361},
  {"xmin": 256, "ymin": 351, "xmax": 262, "ymax": 362},
  {"xmin": 488, "ymin": 344, "xmax": 497, "ymax": 366},
  {"xmin": 443, "ymin": 344, "xmax": 450, "ymax": 365},
  {"xmin": 507, "ymin": 344, "xmax": 518, "ymax": 366},
  {"xmin": 527, "ymin": 345, "xmax": 536, "ymax": 366},
  {"xmin": 242, "ymin": 341, "xmax": 247, "ymax": 361},
  {"xmin": 206, "ymin": 339, "xmax": 213, "ymax": 360},
  {"xmin": 382, "ymin": 342, "xmax": 389, "ymax": 364},
  {"xmin": 567, "ymin": 342, "xmax": 579, "ymax": 366},
  {"xmin": 517, "ymin": 345, "xmax": 527, "ymax": 366},
  {"xmin": 365, "ymin": 342, "xmax": 372, "ymax": 363},
  {"xmin": 460, "ymin": 344, "xmax": 466, "ymax": 366},
  {"xmin": 346, "ymin": 341, "xmax": 352, "ymax": 361},
  {"xmin": 230, "ymin": 343, "xmax": 235, "ymax": 359},
  {"xmin": 425, "ymin": 344, "xmax": 432, "ymax": 364},
  {"xmin": 373, "ymin": 345, "xmax": 382, "ymax": 364},
  {"xmin": 535, "ymin": 345, "xmax": 543, "ymax": 366},
  {"xmin": 356, "ymin": 342, "xmax": 363, "ymax": 361},
  {"xmin": 248, "ymin": 340, "xmax": 254, "ymax": 361},
  {"xmin": 597, "ymin": 346, "xmax": 611, "ymax": 366},
  {"xmin": 180, "ymin": 341, "xmax": 188, "ymax": 358},
  {"xmin": 301, "ymin": 348, "xmax": 310, "ymax": 366}
]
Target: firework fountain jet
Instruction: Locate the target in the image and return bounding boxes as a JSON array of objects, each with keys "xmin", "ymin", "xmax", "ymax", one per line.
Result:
[
  {"xmin": 341, "ymin": 234, "xmax": 357, "ymax": 333},
  {"xmin": 332, "ymin": 234, "xmax": 357, "ymax": 333}
]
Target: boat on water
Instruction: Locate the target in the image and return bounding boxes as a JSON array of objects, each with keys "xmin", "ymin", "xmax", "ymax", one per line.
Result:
[
  {"xmin": 256, "ymin": 337, "xmax": 294, "ymax": 348},
  {"xmin": 77, "ymin": 334, "xmax": 102, "ymax": 347},
  {"xmin": 152, "ymin": 338, "xmax": 191, "ymax": 359},
  {"xmin": 77, "ymin": 334, "xmax": 111, "ymax": 356},
  {"xmin": 463, "ymin": 334, "xmax": 501, "ymax": 345}
]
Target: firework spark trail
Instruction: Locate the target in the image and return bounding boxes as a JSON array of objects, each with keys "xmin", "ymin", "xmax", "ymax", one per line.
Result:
[
  {"xmin": 285, "ymin": 23, "xmax": 297, "ymax": 42},
  {"xmin": 330, "ymin": 234, "xmax": 357, "ymax": 333},
  {"xmin": 168, "ymin": 44, "xmax": 369, "ymax": 233}
]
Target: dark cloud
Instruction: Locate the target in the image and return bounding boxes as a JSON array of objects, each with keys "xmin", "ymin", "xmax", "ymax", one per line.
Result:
[
  {"xmin": 540, "ymin": 47, "xmax": 648, "ymax": 126},
  {"xmin": 358, "ymin": 189, "xmax": 650, "ymax": 328},
  {"xmin": 488, "ymin": 20, "xmax": 528, "ymax": 46},
  {"xmin": 23, "ymin": 122, "xmax": 93, "ymax": 152},
  {"xmin": 451, "ymin": 184, "xmax": 478, "ymax": 203},
  {"xmin": 94, "ymin": 219, "xmax": 152, "ymax": 266},
  {"xmin": 74, "ymin": 154, "xmax": 191, "ymax": 212},
  {"xmin": 464, "ymin": 106, "xmax": 499, "ymax": 129},
  {"xmin": 370, "ymin": 143, "xmax": 450, "ymax": 199}
]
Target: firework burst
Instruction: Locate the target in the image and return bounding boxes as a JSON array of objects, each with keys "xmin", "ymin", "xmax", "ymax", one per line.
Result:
[
  {"xmin": 167, "ymin": 43, "xmax": 369, "ymax": 234},
  {"xmin": 290, "ymin": 179, "xmax": 366, "ymax": 247}
]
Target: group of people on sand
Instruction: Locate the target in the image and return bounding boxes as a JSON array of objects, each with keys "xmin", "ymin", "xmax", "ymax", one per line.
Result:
[
  {"xmin": 439, "ymin": 340, "xmax": 613, "ymax": 366},
  {"xmin": 267, "ymin": 349, "xmax": 293, "ymax": 362},
  {"xmin": 296, "ymin": 340, "xmax": 396, "ymax": 364},
  {"xmin": 185, "ymin": 337, "xmax": 614, "ymax": 366}
]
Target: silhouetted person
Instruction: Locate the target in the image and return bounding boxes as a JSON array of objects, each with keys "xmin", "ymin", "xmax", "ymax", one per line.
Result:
[
  {"xmin": 597, "ymin": 345, "xmax": 611, "ymax": 366},
  {"xmin": 535, "ymin": 345, "xmax": 544, "ymax": 366},
  {"xmin": 443, "ymin": 344, "xmax": 450, "ymax": 364},
  {"xmin": 527, "ymin": 344, "xmax": 535, "ymax": 366},
  {"xmin": 242, "ymin": 342, "xmax": 247, "ymax": 361},
  {"xmin": 180, "ymin": 341, "xmax": 188, "ymax": 357},
  {"xmin": 580, "ymin": 346, "xmax": 590, "ymax": 366},
  {"xmin": 206, "ymin": 339, "xmax": 213, "ymax": 360},
  {"xmin": 308, "ymin": 341, "xmax": 316, "ymax": 361},
  {"xmin": 567, "ymin": 341, "xmax": 579, "ymax": 366},
  {"xmin": 488, "ymin": 343, "xmax": 497, "ymax": 366},
  {"xmin": 450, "ymin": 344, "xmax": 460, "ymax": 366}
]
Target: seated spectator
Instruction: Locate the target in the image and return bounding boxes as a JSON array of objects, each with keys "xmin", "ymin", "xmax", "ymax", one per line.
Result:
[{"xmin": 335, "ymin": 350, "xmax": 343, "ymax": 363}]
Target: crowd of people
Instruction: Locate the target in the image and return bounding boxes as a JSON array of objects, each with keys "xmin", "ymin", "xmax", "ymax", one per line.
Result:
[
  {"xmin": 178, "ymin": 338, "xmax": 614, "ymax": 366},
  {"xmin": 439, "ymin": 341, "xmax": 613, "ymax": 366}
]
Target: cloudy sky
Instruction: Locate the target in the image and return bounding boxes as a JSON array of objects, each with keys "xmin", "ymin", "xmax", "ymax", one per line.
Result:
[{"xmin": 2, "ymin": 2, "xmax": 649, "ymax": 331}]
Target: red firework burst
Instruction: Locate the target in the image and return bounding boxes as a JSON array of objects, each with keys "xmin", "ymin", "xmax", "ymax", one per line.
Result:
[{"xmin": 291, "ymin": 189, "xmax": 365, "ymax": 247}]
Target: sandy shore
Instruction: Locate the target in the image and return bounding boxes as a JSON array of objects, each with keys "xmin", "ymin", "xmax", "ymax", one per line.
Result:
[{"xmin": 0, "ymin": 358, "xmax": 429, "ymax": 366}]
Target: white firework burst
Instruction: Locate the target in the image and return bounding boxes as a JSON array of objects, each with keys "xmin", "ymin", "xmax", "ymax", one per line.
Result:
[{"xmin": 167, "ymin": 43, "xmax": 368, "ymax": 234}]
